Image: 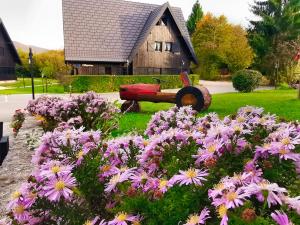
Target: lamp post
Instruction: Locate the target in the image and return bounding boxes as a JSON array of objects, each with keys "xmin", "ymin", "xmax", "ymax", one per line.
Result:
[{"xmin": 29, "ymin": 48, "xmax": 35, "ymax": 99}]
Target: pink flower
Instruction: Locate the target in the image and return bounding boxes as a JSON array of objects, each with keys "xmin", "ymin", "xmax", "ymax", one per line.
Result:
[
  {"xmin": 170, "ymin": 168, "xmax": 208, "ymax": 186},
  {"xmin": 271, "ymin": 211, "xmax": 293, "ymax": 225},
  {"xmin": 108, "ymin": 212, "xmax": 139, "ymax": 225},
  {"xmin": 184, "ymin": 207, "xmax": 210, "ymax": 225},
  {"xmin": 222, "ymin": 188, "xmax": 249, "ymax": 209},
  {"xmin": 39, "ymin": 160, "xmax": 73, "ymax": 179},
  {"xmin": 193, "ymin": 139, "xmax": 223, "ymax": 164},
  {"xmin": 43, "ymin": 174, "xmax": 76, "ymax": 202},
  {"xmin": 244, "ymin": 181, "xmax": 287, "ymax": 207},
  {"xmin": 104, "ymin": 169, "xmax": 134, "ymax": 193}
]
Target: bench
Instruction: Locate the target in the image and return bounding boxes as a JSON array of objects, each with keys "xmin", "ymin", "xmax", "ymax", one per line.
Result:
[{"xmin": 0, "ymin": 122, "xmax": 9, "ymax": 166}]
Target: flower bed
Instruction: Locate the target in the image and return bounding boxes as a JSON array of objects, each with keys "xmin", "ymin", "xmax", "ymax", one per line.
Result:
[
  {"xmin": 26, "ymin": 92, "xmax": 120, "ymax": 134},
  {"xmin": 4, "ymin": 105, "xmax": 300, "ymax": 225}
]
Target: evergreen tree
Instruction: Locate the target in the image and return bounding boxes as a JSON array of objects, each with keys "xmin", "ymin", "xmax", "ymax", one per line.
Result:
[
  {"xmin": 248, "ymin": 0, "xmax": 300, "ymax": 84},
  {"xmin": 186, "ymin": 0, "xmax": 203, "ymax": 34}
]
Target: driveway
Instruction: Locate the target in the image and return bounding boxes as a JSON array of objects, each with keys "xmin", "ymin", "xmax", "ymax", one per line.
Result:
[{"xmin": 0, "ymin": 80, "xmax": 273, "ymax": 123}]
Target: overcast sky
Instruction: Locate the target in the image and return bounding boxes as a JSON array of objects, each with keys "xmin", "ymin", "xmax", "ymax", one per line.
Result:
[{"xmin": 0, "ymin": 0, "xmax": 256, "ymax": 50}]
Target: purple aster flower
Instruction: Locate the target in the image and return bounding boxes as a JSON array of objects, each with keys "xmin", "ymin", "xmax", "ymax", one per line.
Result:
[
  {"xmin": 104, "ymin": 169, "xmax": 134, "ymax": 193},
  {"xmin": 43, "ymin": 174, "xmax": 76, "ymax": 202},
  {"xmin": 170, "ymin": 168, "xmax": 208, "ymax": 186},
  {"xmin": 108, "ymin": 212, "xmax": 139, "ymax": 225},
  {"xmin": 271, "ymin": 211, "xmax": 293, "ymax": 225},
  {"xmin": 184, "ymin": 207, "xmax": 210, "ymax": 225}
]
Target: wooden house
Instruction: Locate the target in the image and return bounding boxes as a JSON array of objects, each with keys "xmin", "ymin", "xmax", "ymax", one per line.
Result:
[
  {"xmin": 0, "ymin": 18, "xmax": 21, "ymax": 81},
  {"xmin": 62, "ymin": 0, "xmax": 198, "ymax": 75}
]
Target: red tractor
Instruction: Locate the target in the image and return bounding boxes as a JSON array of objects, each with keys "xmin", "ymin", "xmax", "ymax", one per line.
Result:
[{"xmin": 119, "ymin": 72, "xmax": 212, "ymax": 112}]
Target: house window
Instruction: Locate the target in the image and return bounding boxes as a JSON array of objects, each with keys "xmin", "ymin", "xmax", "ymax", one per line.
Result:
[
  {"xmin": 105, "ymin": 66, "xmax": 112, "ymax": 75},
  {"xmin": 0, "ymin": 47, "xmax": 4, "ymax": 56},
  {"xmin": 165, "ymin": 42, "xmax": 172, "ymax": 52},
  {"xmin": 155, "ymin": 42, "xmax": 162, "ymax": 52}
]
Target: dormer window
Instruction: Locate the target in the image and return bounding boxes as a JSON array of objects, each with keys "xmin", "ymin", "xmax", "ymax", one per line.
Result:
[
  {"xmin": 165, "ymin": 42, "xmax": 172, "ymax": 52},
  {"xmin": 155, "ymin": 42, "xmax": 162, "ymax": 52}
]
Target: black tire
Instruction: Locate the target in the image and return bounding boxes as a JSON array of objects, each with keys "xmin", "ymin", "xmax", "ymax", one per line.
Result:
[
  {"xmin": 175, "ymin": 86, "xmax": 204, "ymax": 112},
  {"xmin": 121, "ymin": 101, "xmax": 141, "ymax": 113}
]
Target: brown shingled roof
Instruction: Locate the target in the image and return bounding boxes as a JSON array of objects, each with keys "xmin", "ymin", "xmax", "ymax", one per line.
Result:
[{"xmin": 62, "ymin": 0, "xmax": 197, "ymax": 64}]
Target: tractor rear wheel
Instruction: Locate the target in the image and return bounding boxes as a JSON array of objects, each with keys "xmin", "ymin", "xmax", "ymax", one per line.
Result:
[
  {"xmin": 121, "ymin": 100, "xmax": 141, "ymax": 113},
  {"xmin": 175, "ymin": 86, "xmax": 211, "ymax": 112}
]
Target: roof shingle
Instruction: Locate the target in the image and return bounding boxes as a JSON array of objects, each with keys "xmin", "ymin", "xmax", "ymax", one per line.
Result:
[{"xmin": 62, "ymin": 0, "xmax": 197, "ymax": 63}]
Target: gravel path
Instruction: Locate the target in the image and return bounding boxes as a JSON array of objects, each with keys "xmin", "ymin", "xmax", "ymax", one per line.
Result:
[{"xmin": 0, "ymin": 117, "xmax": 42, "ymax": 217}]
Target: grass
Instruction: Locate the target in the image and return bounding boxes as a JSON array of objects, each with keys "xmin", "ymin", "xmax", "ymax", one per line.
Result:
[
  {"xmin": 113, "ymin": 89, "xmax": 300, "ymax": 136},
  {"xmin": 0, "ymin": 78, "xmax": 64, "ymax": 94}
]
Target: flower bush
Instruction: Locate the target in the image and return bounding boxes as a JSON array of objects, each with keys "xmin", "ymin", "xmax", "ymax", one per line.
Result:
[
  {"xmin": 5, "ymin": 105, "xmax": 300, "ymax": 225},
  {"xmin": 10, "ymin": 109, "xmax": 26, "ymax": 136},
  {"xmin": 26, "ymin": 92, "xmax": 120, "ymax": 134}
]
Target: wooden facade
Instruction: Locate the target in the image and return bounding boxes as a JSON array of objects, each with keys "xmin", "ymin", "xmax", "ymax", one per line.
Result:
[
  {"xmin": 63, "ymin": 1, "xmax": 197, "ymax": 76},
  {"xmin": 0, "ymin": 19, "xmax": 20, "ymax": 81},
  {"xmin": 132, "ymin": 11, "xmax": 191, "ymax": 75}
]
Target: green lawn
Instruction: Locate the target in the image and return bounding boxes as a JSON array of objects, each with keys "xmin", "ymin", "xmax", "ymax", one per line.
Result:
[
  {"xmin": 113, "ymin": 89, "xmax": 300, "ymax": 136},
  {"xmin": 0, "ymin": 78, "xmax": 64, "ymax": 95},
  {"xmin": 0, "ymin": 78, "xmax": 64, "ymax": 94},
  {"xmin": 0, "ymin": 78, "xmax": 58, "ymax": 87}
]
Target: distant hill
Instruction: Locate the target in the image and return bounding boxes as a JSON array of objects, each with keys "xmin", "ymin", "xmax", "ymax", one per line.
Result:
[{"xmin": 13, "ymin": 41, "xmax": 49, "ymax": 54}]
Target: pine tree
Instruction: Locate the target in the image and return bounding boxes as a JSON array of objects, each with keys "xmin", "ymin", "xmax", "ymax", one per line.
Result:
[
  {"xmin": 248, "ymin": 0, "xmax": 300, "ymax": 84},
  {"xmin": 186, "ymin": 0, "xmax": 203, "ymax": 34}
]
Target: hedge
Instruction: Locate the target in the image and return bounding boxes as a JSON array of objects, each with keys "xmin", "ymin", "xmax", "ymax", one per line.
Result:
[{"xmin": 67, "ymin": 75, "xmax": 200, "ymax": 93}]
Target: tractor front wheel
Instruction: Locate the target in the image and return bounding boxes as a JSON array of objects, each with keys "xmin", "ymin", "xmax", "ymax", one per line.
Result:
[
  {"xmin": 121, "ymin": 100, "xmax": 141, "ymax": 113},
  {"xmin": 175, "ymin": 86, "xmax": 211, "ymax": 112}
]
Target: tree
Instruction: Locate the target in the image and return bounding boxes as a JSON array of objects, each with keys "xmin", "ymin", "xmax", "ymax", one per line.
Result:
[
  {"xmin": 248, "ymin": 0, "xmax": 300, "ymax": 84},
  {"xmin": 192, "ymin": 14, "xmax": 254, "ymax": 79},
  {"xmin": 186, "ymin": 0, "xmax": 203, "ymax": 34}
]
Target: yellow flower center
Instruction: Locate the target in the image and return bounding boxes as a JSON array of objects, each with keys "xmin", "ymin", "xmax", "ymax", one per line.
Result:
[
  {"xmin": 120, "ymin": 166, "xmax": 128, "ymax": 172},
  {"xmin": 281, "ymin": 138, "xmax": 291, "ymax": 145},
  {"xmin": 143, "ymin": 140, "xmax": 149, "ymax": 146},
  {"xmin": 218, "ymin": 205, "xmax": 227, "ymax": 218},
  {"xmin": 51, "ymin": 166, "xmax": 61, "ymax": 173},
  {"xmin": 159, "ymin": 180, "xmax": 168, "ymax": 189},
  {"xmin": 77, "ymin": 150, "xmax": 84, "ymax": 158},
  {"xmin": 215, "ymin": 183, "xmax": 225, "ymax": 190},
  {"xmin": 207, "ymin": 144, "xmax": 216, "ymax": 153},
  {"xmin": 259, "ymin": 117, "xmax": 266, "ymax": 123},
  {"xmin": 185, "ymin": 169, "xmax": 197, "ymax": 178},
  {"xmin": 12, "ymin": 191, "xmax": 21, "ymax": 199},
  {"xmin": 237, "ymin": 117, "xmax": 245, "ymax": 123},
  {"xmin": 102, "ymin": 165, "xmax": 111, "ymax": 172},
  {"xmin": 55, "ymin": 181, "xmax": 65, "ymax": 191},
  {"xmin": 35, "ymin": 115, "xmax": 45, "ymax": 122},
  {"xmin": 187, "ymin": 215, "xmax": 199, "ymax": 224},
  {"xmin": 84, "ymin": 221, "xmax": 92, "ymax": 225},
  {"xmin": 133, "ymin": 221, "xmax": 141, "ymax": 225},
  {"xmin": 110, "ymin": 174, "xmax": 121, "ymax": 185},
  {"xmin": 198, "ymin": 126, "xmax": 204, "ymax": 132},
  {"xmin": 226, "ymin": 191, "xmax": 238, "ymax": 201},
  {"xmin": 14, "ymin": 205, "xmax": 25, "ymax": 214},
  {"xmin": 279, "ymin": 148, "xmax": 288, "ymax": 155},
  {"xmin": 263, "ymin": 143, "xmax": 270, "ymax": 148},
  {"xmin": 234, "ymin": 126, "xmax": 242, "ymax": 132},
  {"xmin": 259, "ymin": 181, "xmax": 269, "ymax": 189},
  {"xmin": 117, "ymin": 213, "xmax": 128, "ymax": 221}
]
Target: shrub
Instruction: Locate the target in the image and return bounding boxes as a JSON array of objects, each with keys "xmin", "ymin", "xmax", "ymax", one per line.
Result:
[
  {"xmin": 6, "ymin": 105, "xmax": 300, "ymax": 225},
  {"xmin": 232, "ymin": 70, "xmax": 262, "ymax": 92},
  {"xmin": 10, "ymin": 109, "xmax": 25, "ymax": 136},
  {"xmin": 68, "ymin": 75, "xmax": 200, "ymax": 93},
  {"xmin": 26, "ymin": 92, "xmax": 120, "ymax": 133}
]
